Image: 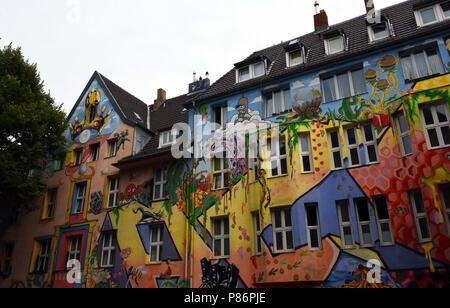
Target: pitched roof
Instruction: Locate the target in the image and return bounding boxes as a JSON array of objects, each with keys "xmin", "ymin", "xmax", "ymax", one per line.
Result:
[
  {"xmin": 193, "ymin": 0, "xmax": 450, "ymax": 103},
  {"xmin": 98, "ymin": 73, "xmax": 149, "ymax": 126}
]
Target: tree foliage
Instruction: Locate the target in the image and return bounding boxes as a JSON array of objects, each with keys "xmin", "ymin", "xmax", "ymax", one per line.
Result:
[{"xmin": 0, "ymin": 44, "xmax": 67, "ymax": 211}]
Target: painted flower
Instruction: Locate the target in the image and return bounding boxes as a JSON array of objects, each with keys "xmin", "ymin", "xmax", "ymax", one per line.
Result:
[
  {"xmin": 126, "ymin": 184, "xmax": 136, "ymax": 199},
  {"xmin": 120, "ymin": 248, "xmax": 131, "ymax": 259}
]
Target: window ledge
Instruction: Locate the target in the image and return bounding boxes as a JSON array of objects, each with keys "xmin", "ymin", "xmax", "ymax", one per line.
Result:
[
  {"xmin": 267, "ymin": 174, "xmax": 289, "ymax": 180},
  {"xmin": 404, "ymin": 72, "xmax": 444, "ymax": 84}
]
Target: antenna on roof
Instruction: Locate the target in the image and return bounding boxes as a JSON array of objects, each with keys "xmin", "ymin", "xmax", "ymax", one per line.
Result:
[{"xmin": 314, "ymin": 1, "xmax": 320, "ymax": 14}]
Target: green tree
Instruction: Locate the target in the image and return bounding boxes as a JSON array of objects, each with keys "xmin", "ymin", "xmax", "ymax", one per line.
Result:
[{"xmin": 0, "ymin": 44, "xmax": 67, "ymax": 214}]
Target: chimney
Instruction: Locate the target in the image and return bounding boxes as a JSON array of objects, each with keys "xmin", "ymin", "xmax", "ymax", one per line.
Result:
[
  {"xmin": 314, "ymin": 2, "xmax": 328, "ymax": 32},
  {"xmin": 365, "ymin": 0, "xmax": 374, "ymax": 13},
  {"xmin": 154, "ymin": 88, "xmax": 166, "ymax": 110}
]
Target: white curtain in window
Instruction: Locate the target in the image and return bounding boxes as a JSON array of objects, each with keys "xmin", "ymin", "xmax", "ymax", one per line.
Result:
[
  {"xmin": 337, "ymin": 73, "xmax": 351, "ymax": 98},
  {"xmin": 283, "ymin": 90, "xmax": 292, "ymax": 111},
  {"xmin": 414, "ymin": 52, "xmax": 429, "ymax": 78},
  {"xmin": 426, "ymin": 49, "xmax": 444, "ymax": 75},
  {"xmin": 274, "ymin": 91, "xmax": 283, "ymax": 114},
  {"xmin": 351, "ymin": 69, "xmax": 366, "ymax": 95},
  {"xmin": 323, "ymin": 77, "xmax": 336, "ymax": 102},
  {"xmin": 401, "ymin": 55, "xmax": 415, "ymax": 80}
]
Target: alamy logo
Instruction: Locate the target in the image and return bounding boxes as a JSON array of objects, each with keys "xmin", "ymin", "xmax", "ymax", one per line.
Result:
[
  {"xmin": 366, "ymin": 259, "xmax": 382, "ymax": 284},
  {"xmin": 66, "ymin": 259, "xmax": 82, "ymax": 284},
  {"xmin": 366, "ymin": 0, "xmax": 382, "ymax": 24}
]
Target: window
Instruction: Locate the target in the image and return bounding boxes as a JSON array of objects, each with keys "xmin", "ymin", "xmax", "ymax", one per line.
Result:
[
  {"xmin": 35, "ymin": 240, "xmax": 51, "ymax": 273},
  {"xmin": 272, "ymin": 207, "xmax": 294, "ymax": 253},
  {"xmin": 55, "ymin": 159, "xmax": 64, "ymax": 170},
  {"xmin": 305, "ymin": 203, "xmax": 322, "ymax": 250},
  {"xmin": 73, "ymin": 182, "xmax": 87, "ymax": 214},
  {"xmin": 90, "ymin": 143, "xmax": 100, "ymax": 161},
  {"xmin": 395, "ymin": 113, "xmax": 413, "ymax": 156},
  {"xmin": 325, "ymin": 36, "xmax": 345, "ymax": 55},
  {"xmin": 400, "ymin": 48, "xmax": 445, "ymax": 82},
  {"xmin": 107, "ymin": 177, "xmax": 120, "ymax": 208},
  {"xmin": 268, "ymin": 137, "xmax": 288, "ymax": 177},
  {"xmin": 415, "ymin": 3, "xmax": 450, "ymax": 26},
  {"xmin": 345, "ymin": 127, "xmax": 361, "ymax": 167},
  {"xmin": 264, "ymin": 88, "xmax": 292, "ymax": 117},
  {"xmin": 149, "ymin": 225, "xmax": 164, "ymax": 263},
  {"xmin": 213, "ymin": 156, "xmax": 229, "ymax": 190},
  {"xmin": 214, "ymin": 106, "xmax": 228, "ymax": 130},
  {"xmin": 2, "ymin": 243, "xmax": 14, "ymax": 274},
  {"xmin": 74, "ymin": 149, "xmax": 83, "ymax": 166},
  {"xmin": 253, "ymin": 212, "xmax": 262, "ymax": 255},
  {"xmin": 153, "ymin": 168, "xmax": 168, "ymax": 200},
  {"xmin": 420, "ymin": 103, "xmax": 450, "ymax": 149},
  {"xmin": 286, "ymin": 49, "xmax": 304, "ymax": 67},
  {"xmin": 248, "ymin": 157, "xmax": 259, "ymax": 183},
  {"xmin": 409, "ymin": 189, "xmax": 432, "ymax": 243},
  {"xmin": 101, "ymin": 232, "xmax": 116, "ymax": 268},
  {"xmin": 438, "ymin": 183, "xmax": 450, "ymax": 236},
  {"xmin": 299, "ymin": 134, "xmax": 313, "ymax": 173},
  {"xmin": 362, "ymin": 123, "xmax": 379, "ymax": 164},
  {"xmin": 322, "ymin": 68, "xmax": 366, "ymax": 103},
  {"xmin": 213, "ymin": 217, "xmax": 230, "ymax": 258},
  {"xmin": 336, "ymin": 200, "xmax": 355, "ymax": 249},
  {"xmin": 373, "ymin": 195, "xmax": 394, "ymax": 246},
  {"xmin": 44, "ymin": 189, "xmax": 57, "ymax": 219},
  {"xmin": 237, "ymin": 62, "xmax": 265, "ymax": 83},
  {"xmin": 108, "ymin": 139, "xmax": 118, "ymax": 157},
  {"xmin": 368, "ymin": 22, "xmax": 390, "ymax": 41},
  {"xmin": 328, "ymin": 130, "xmax": 343, "ymax": 170},
  {"xmin": 67, "ymin": 236, "xmax": 82, "ymax": 267},
  {"xmin": 159, "ymin": 130, "xmax": 175, "ymax": 148},
  {"xmin": 355, "ymin": 199, "xmax": 374, "ymax": 247}
]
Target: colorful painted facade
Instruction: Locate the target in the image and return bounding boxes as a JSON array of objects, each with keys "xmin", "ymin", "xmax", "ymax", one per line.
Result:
[{"xmin": 1, "ymin": 0, "xmax": 450, "ymax": 288}]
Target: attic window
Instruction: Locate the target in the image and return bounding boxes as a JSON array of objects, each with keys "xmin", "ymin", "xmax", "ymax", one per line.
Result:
[
  {"xmin": 236, "ymin": 62, "xmax": 265, "ymax": 83},
  {"xmin": 368, "ymin": 22, "xmax": 390, "ymax": 42},
  {"xmin": 414, "ymin": 2, "xmax": 450, "ymax": 26},
  {"xmin": 325, "ymin": 35, "xmax": 345, "ymax": 55},
  {"xmin": 286, "ymin": 49, "xmax": 304, "ymax": 67},
  {"xmin": 159, "ymin": 130, "xmax": 175, "ymax": 148}
]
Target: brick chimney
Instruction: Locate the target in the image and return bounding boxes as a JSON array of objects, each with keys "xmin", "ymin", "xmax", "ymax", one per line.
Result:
[
  {"xmin": 314, "ymin": 2, "xmax": 328, "ymax": 32},
  {"xmin": 154, "ymin": 88, "xmax": 166, "ymax": 110},
  {"xmin": 365, "ymin": 0, "xmax": 375, "ymax": 13}
]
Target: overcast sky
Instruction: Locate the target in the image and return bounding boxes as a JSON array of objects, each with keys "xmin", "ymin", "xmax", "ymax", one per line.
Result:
[{"xmin": 1, "ymin": 0, "xmax": 406, "ymax": 114}]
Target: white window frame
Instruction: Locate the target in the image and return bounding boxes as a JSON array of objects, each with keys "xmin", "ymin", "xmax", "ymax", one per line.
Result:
[
  {"xmin": 354, "ymin": 198, "xmax": 375, "ymax": 248},
  {"xmin": 159, "ymin": 130, "xmax": 175, "ymax": 148},
  {"xmin": 101, "ymin": 232, "xmax": 116, "ymax": 268},
  {"xmin": 368, "ymin": 22, "xmax": 390, "ymax": 42},
  {"xmin": 345, "ymin": 126, "xmax": 361, "ymax": 167},
  {"xmin": 373, "ymin": 195, "xmax": 394, "ymax": 246},
  {"xmin": 91, "ymin": 143, "xmax": 100, "ymax": 161},
  {"xmin": 328, "ymin": 130, "xmax": 344, "ymax": 170},
  {"xmin": 149, "ymin": 225, "xmax": 164, "ymax": 263},
  {"xmin": 321, "ymin": 68, "xmax": 367, "ymax": 103},
  {"xmin": 409, "ymin": 189, "xmax": 432, "ymax": 243},
  {"xmin": 107, "ymin": 177, "xmax": 120, "ymax": 208},
  {"xmin": 213, "ymin": 105, "xmax": 228, "ymax": 130},
  {"xmin": 361, "ymin": 122, "xmax": 380, "ymax": 164},
  {"xmin": 336, "ymin": 200, "xmax": 355, "ymax": 249},
  {"xmin": 153, "ymin": 167, "xmax": 168, "ymax": 201},
  {"xmin": 74, "ymin": 182, "xmax": 87, "ymax": 214},
  {"xmin": 108, "ymin": 139, "xmax": 118, "ymax": 157},
  {"xmin": 213, "ymin": 217, "xmax": 230, "ymax": 259},
  {"xmin": 414, "ymin": 4, "xmax": 449, "ymax": 27},
  {"xmin": 67, "ymin": 236, "xmax": 82, "ymax": 265},
  {"xmin": 286, "ymin": 49, "xmax": 304, "ymax": 67},
  {"xmin": 438, "ymin": 183, "xmax": 450, "ymax": 237},
  {"xmin": 236, "ymin": 61, "xmax": 265, "ymax": 83},
  {"xmin": 325, "ymin": 35, "xmax": 345, "ymax": 55},
  {"xmin": 401, "ymin": 48, "xmax": 445, "ymax": 81},
  {"xmin": 46, "ymin": 189, "xmax": 57, "ymax": 218},
  {"xmin": 253, "ymin": 212, "xmax": 262, "ymax": 255},
  {"xmin": 264, "ymin": 88, "xmax": 292, "ymax": 118},
  {"xmin": 36, "ymin": 240, "xmax": 51, "ymax": 273},
  {"xmin": 420, "ymin": 103, "xmax": 450, "ymax": 150},
  {"xmin": 304, "ymin": 203, "xmax": 322, "ymax": 251},
  {"xmin": 299, "ymin": 133, "xmax": 313, "ymax": 173},
  {"xmin": 272, "ymin": 207, "xmax": 295, "ymax": 254},
  {"xmin": 213, "ymin": 156, "xmax": 229, "ymax": 190},
  {"xmin": 395, "ymin": 112, "xmax": 413, "ymax": 156},
  {"xmin": 268, "ymin": 136, "xmax": 288, "ymax": 178}
]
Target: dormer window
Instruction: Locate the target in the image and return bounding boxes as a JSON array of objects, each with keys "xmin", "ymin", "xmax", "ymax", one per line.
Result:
[
  {"xmin": 236, "ymin": 61, "xmax": 265, "ymax": 83},
  {"xmin": 368, "ymin": 22, "xmax": 390, "ymax": 42},
  {"xmin": 287, "ymin": 50, "xmax": 304, "ymax": 67},
  {"xmin": 325, "ymin": 35, "xmax": 345, "ymax": 55},
  {"xmin": 414, "ymin": 2, "xmax": 450, "ymax": 27},
  {"xmin": 159, "ymin": 130, "xmax": 175, "ymax": 148}
]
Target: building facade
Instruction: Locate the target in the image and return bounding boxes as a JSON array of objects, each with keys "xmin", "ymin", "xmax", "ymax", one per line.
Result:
[{"xmin": 1, "ymin": 0, "xmax": 450, "ymax": 288}]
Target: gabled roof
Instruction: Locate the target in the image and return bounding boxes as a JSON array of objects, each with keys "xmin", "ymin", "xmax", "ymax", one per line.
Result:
[
  {"xmin": 192, "ymin": 0, "xmax": 450, "ymax": 103},
  {"xmin": 67, "ymin": 71, "xmax": 150, "ymax": 132}
]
